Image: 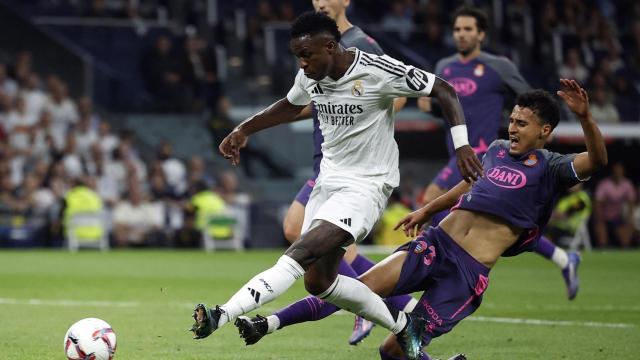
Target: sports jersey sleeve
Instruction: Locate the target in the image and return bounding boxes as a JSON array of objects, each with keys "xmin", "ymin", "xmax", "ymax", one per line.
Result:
[
  {"xmin": 546, "ymin": 151, "xmax": 589, "ymax": 189},
  {"xmin": 376, "ymin": 55, "xmax": 436, "ymax": 98},
  {"xmin": 286, "ymin": 70, "xmax": 311, "ymax": 106},
  {"xmin": 482, "ymin": 139, "xmax": 508, "ymax": 164},
  {"xmin": 487, "ymin": 56, "xmax": 531, "ymax": 95}
]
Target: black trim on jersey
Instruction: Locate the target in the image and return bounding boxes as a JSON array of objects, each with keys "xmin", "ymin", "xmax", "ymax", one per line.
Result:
[
  {"xmin": 346, "ymin": 49, "xmax": 361, "ymax": 76},
  {"xmin": 372, "ymin": 58, "xmax": 406, "ymax": 75},
  {"xmin": 361, "ymin": 53, "xmax": 405, "ymax": 76},
  {"xmin": 369, "ymin": 62, "xmax": 403, "ymax": 77},
  {"xmin": 376, "ymin": 56, "xmax": 407, "ymax": 71},
  {"xmin": 360, "ymin": 53, "xmax": 373, "ymax": 65}
]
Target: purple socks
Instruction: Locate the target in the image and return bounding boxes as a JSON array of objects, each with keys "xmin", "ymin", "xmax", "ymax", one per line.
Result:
[{"xmin": 534, "ymin": 236, "xmax": 556, "ymax": 259}]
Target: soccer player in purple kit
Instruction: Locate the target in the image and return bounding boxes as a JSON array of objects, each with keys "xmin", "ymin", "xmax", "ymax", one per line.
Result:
[
  {"xmin": 190, "ymin": 12, "xmax": 482, "ymax": 360},
  {"xmin": 280, "ymin": 0, "xmax": 414, "ymax": 346},
  {"xmin": 235, "ymin": 80, "xmax": 606, "ymax": 360},
  {"xmin": 420, "ymin": 6, "xmax": 581, "ymax": 300}
]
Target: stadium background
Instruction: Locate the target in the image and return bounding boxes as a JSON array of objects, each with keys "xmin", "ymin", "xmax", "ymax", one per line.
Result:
[
  {"xmin": 0, "ymin": 1, "xmax": 639, "ymax": 359},
  {"xmin": 0, "ymin": 0, "xmax": 639, "ymax": 249}
]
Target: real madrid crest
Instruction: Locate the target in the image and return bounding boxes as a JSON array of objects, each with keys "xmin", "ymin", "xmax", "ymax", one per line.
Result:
[
  {"xmin": 352, "ymin": 80, "xmax": 364, "ymax": 97},
  {"xmin": 474, "ymin": 64, "xmax": 484, "ymax": 77}
]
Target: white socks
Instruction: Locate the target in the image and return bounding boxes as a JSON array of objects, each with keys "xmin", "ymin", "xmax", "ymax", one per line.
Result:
[
  {"xmin": 551, "ymin": 247, "xmax": 569, "ymax": 269},
  {"xmin": 218, "ymin": 255, "xmax": 305, "ymax": 327},
  {"xmin": 403, "ymin": 297, "xmax": 418, "ymax": 312},
  {"xmin": 266, "ymin": 315, "xmax": 280, "ymax": 334},
  {"xmin": 317, "ymin": 275, "xmax": 407, "ymax": 334}
]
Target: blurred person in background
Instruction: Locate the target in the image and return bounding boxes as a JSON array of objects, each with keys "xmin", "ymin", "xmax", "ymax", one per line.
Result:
[
  {"xmin": 380, "ymin": 0, "xmax": 415, "ymax": 42},
  {"xmin": 112, "ymin": 180, "xmax": 166, "ymax": 247},
  {"xmin": 589, "ymin": 86, "xmax": 620, "ymax": 123},
  {"xmin": 594, "ymin": 162, "xmax": 636, "ymax": 247},
  {"xmin": 186, "ymin": 155, "xmax": 214, "ymax": 197},
  {"xmin": 44, "ymin": 76, "xmax": 78, "ymax": 151},
  {"xmin": 215, "ymin": 170, "xmax": 249, "ymax": 207},
  {"xmin": 558, "ymin": 48, "xmax": 589, "ymax": 85},
  {"xmin": 189, "ymin": 180, "xmax": 232, "ymax": 242},
  {"xmin": 633, "ymin": 185, "xmax": 640, "ymax": 244},
  {"xmin": 97, "ymin": 120, "xmax": 119, "ymax": 161},
  {"xmin": 61, "ymin": 177, "xmax": 105, "ymax": 247},
  {"xmin": 0, "ymin": 62, "xmax": 18, "ymax": 100},
  {"xmin": 172, "ymin": 208, "xmax": 202, "ymax": 248},
  {"xmin": 19, "ymin": 72, "xmax": 46, "ymax": 120},
  {"xmin": 177, "ymin": 32, "xmax": 220, "ymax": 112},
  {"xmin": 141, "ymin": 33, "xmax": 192, "ymax": 111},
  {"xmin": 5, "ymin": 96, "xmax": 38, "ymax": 157},
  {"xmin": 373, "ymin": 190, "xmax": 412, "ymax": 247},
  {"xmin": 546, "ymin": 183, "xmax": 592, "ymax": 244},
  {"xmin": 87, "ymin": 144, "xmax": 120, "ymax": 207},
  {"xmin": 208, "ymin": 96, "xmax": 291, "ymax": 178},
  {"xmin": 157, "ymin": 140, "xmax": 187, "ymax": 196}
]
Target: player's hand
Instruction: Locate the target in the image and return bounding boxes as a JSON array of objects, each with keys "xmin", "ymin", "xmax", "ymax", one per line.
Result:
[
  {"xmin": 557, "ymin": 79, "xmax": 589, "ymax": 119},
  {"xmin": 219, "ymin": 128, "xmax": 248, "ymax": 166},
  {"xmin": 394, "ymin": 207, "xmax": 431, "ymax": 238},
  {"xmin": 455, "ymin": 145, "xmax": 483, "ymax": 182}
]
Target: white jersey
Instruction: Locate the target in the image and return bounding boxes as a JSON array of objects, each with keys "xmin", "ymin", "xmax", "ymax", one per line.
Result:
[{"xmin": 287, "ymin": 48, "xmax": 436, "ymax": 187}]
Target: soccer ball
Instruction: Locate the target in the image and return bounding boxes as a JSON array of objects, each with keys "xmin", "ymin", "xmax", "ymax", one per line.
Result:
[{"xmin": 64, "ymin": 318, "xmax": 117, "ymax": 360}]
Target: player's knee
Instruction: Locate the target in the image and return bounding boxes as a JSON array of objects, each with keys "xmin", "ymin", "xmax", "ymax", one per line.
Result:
[
  {"xmin": 303, "ymin": 274, "xmax": 334, "ymax": 296},
  {"xmin": 282, "ymin": 221, "xmax": 300, "ymax": 243}
]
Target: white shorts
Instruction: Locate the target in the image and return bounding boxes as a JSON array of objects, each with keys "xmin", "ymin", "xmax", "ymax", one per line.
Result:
[{"xmin": 301, "ymin": 172, "xmax": 393, "ymax": 244}]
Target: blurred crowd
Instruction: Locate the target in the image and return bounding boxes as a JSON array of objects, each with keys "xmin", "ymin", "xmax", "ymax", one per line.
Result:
[
  {"xmin": 0, "ymin": 50, "xmax": 248, "ymax": 248},
  {"xmin": 1, "ymin": 0, "xmax": 640, "ymax": 249}
]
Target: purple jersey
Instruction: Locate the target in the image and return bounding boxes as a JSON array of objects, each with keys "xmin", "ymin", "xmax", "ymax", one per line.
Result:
[
  {"xmin": 310, "ymin": 26, "xmax": 384, "ymax": 176},
  {"xmin": 436, "ymin": 53, "xmax": 530, "ymax": 156},
  {"xmin": 452, "ymin": 140, "xmax": 584, "ymax": 256}
]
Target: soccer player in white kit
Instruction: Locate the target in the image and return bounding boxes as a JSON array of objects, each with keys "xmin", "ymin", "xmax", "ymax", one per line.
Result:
[{"xmin": 190, "ymin": 12, "xmax": 482, "ymax": 359}]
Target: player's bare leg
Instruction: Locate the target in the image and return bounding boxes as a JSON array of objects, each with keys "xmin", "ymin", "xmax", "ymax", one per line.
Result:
[{"xmin": 283, "ymin": 200, "xmax": 305, "ymax": 243}]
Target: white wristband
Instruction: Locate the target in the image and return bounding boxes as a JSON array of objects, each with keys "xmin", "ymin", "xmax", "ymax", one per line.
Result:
[{"xmin": 450, "ymin": 125, "xmax": 469, "ymax": 150}]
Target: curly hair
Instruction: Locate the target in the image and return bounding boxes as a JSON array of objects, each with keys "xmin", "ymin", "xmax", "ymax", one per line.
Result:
[
  {"xmin": 290, "ymin": 11, "xmax": 341, "ymax": 42},
  {"xmin": 516, "ymin": 90, "xmax": 561, "ymax": 129}
]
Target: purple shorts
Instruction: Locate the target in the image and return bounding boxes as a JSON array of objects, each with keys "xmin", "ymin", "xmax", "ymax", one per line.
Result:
[
  {"xmin": 432, "ymin": 151, "xmax": 487, "ymax": 190},
  {"xmin": 393, "ymin": 226, "xmax": 490, "ymax": 345},
  {"xmin": 294, "ymin": 178, "xmax": 316, "ymax": 206}
]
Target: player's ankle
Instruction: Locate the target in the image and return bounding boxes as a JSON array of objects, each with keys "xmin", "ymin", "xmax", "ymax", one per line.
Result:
[{"xmin": 266, "ymin": 315, "xmax": 280, "ymax": 333}]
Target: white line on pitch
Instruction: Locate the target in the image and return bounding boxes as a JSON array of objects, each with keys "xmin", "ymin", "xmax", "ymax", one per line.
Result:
[
  {"xmin": 0, "ymin": 297, "xmax": 140, "ymax": 307},
  {"xmin": 466, "ymin": 316, "xmax": 634, "ymax": 329},
  {"xmin": 1, "ymin": 298, "xmax": 635, "ymax": 329},
  {"xmin": 481, "ymin": 302, "xmax": 640, "ymax": 312}
]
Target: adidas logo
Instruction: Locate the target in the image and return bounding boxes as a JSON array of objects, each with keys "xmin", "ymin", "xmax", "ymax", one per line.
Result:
[
  {"xmin": 311, "ymin": 84, "xmax": 324, "ymax": 94},
  {"xmin": 339, "ymin": 218, "xmax": 352, "ymax": 227},
  {"xmin": 247, "ymin": 287, "xmax": 261, "ymax": 304}
]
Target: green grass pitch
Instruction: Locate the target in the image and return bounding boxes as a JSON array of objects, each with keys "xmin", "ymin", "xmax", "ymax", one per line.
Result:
[{"xmin": 1, "ymin": 249, "xmax": 638, "ymax": 359}]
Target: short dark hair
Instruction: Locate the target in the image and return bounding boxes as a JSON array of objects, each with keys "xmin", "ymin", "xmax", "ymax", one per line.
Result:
[
  {"xmin": 453, "ymin": 5, "xmax": 488, "ymax": 33},
  {"xmin": 290, "ymin": 11, "xmax": 341, "ymax": 42},
  {"xmin": 516, "ymin": 90, "xmax": 560, "ymax": 129}
]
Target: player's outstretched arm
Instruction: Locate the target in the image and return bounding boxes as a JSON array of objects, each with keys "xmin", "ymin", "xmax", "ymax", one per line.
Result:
[
  {"xmin": 430, "ymin": 77, "xmax": 484, "ymax": 182},
  {"xmin": 394, "ymin": 180, "xmax": 472, "ymax": 237},
  {"xmin": 219, "ymin": 98, "xmax": 306, "ymax": 166},
  {"xmin": 556, "ymin": 79, "xmax": 608, "ymax": 179}
]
